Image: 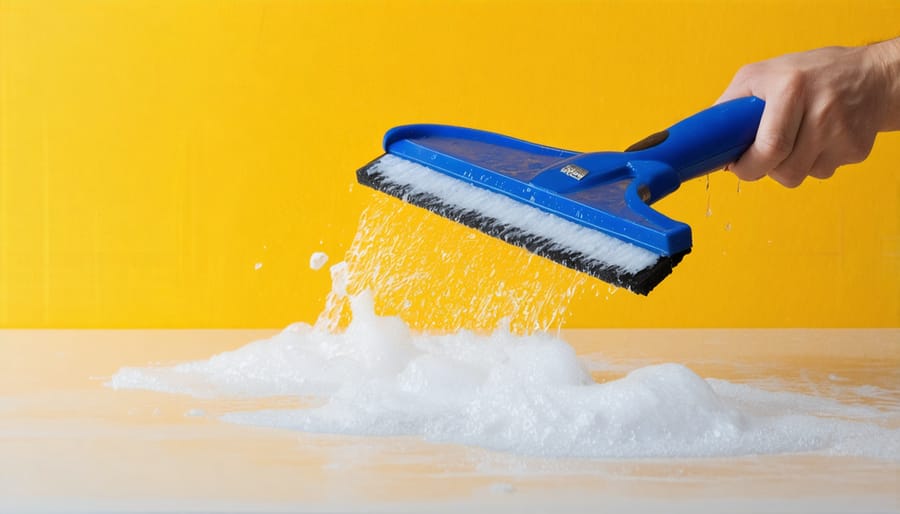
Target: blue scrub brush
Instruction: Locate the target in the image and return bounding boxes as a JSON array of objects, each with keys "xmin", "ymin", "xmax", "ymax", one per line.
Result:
[{"xmin": 357, "ymin": 97, "xmax": 764, "ymax": 295}]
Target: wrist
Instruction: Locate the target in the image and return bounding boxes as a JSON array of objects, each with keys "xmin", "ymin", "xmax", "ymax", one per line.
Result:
[{"xmin": 867, "ymin": 37, "xmax": 900, "ymax": 131}]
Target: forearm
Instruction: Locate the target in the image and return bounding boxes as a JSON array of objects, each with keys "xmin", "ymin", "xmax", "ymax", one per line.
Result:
[{"xmin": 867, "ymin": 37, "xmax": 900, "ymax": 131}]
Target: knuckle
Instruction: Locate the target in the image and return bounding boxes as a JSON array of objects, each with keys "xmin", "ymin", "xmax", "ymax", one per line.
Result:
[
  {"xmin": 730, "ymin": 165, "xmax": 766, "ymax": 182},
  {"xmin": 733, "ymin": 63, "xmax": 764, "ymax": 86},
  {"xmin": 770, "ymin": 168, "xmax": 805, "ymax": 188},
  {"xmin": 811, "ymin": 167, "xmax": 836, "ymax": 180},
  {"xmin": 776, "ymin": 174, "xmax": 805, "ymax": 188},
  {"xmin": 734, "ymin": 64, "xmax": 757, "ymax": 80},
  {"xmin": 780, "ymin": 70, "xmax": 807, "ymax": 96},
  {"xmin": 845, "ymin": 139, "xmax": 873, "ymax": 163},
  {"xmin": 756, "ymin": 132, "xmax": 794, "ymax": 160}
]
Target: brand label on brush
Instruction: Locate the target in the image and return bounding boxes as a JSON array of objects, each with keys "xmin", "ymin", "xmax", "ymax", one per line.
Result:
[{"xmin": 560, "ymin": 164, "xmax": 589, "ymax": 181}]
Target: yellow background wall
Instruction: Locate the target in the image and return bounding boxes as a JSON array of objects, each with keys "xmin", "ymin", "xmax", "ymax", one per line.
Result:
[{"xmin": 1, "ymin": 0, "xmax": 898, "ymax": 328}]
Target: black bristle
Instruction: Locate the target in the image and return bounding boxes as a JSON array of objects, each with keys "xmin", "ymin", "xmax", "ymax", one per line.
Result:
[{"xmin": 357, "ymin": 156, "xmax": 688, "ymax": 295}]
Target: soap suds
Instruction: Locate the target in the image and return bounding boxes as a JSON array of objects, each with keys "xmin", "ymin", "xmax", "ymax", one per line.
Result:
[
  {"xmin": 109, "ymin": 275, "xmax": 900, "ymax": 460},
  {"xmin": 309, "ymin": 252, "xmax": 329, "ymax": 270}
]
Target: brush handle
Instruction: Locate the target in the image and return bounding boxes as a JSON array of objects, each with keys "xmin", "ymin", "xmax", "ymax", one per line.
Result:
[{"xmin": 626, "ymin": 96, "xmax": 765, "ymax": 182}]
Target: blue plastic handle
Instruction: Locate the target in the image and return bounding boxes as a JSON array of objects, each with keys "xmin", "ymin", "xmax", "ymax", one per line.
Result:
[
  {"xmin": 629, "ymin": 96, "xmax": 764, "ymax": 182},
  {"xmin": 527, "ymin": 96, "xmax": 764, "ymax": 206}
]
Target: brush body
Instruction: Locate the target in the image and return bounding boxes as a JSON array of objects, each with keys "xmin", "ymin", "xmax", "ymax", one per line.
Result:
[{"xmin": 357, "ymin": 97, "xmax": 763, "ymax": 294}]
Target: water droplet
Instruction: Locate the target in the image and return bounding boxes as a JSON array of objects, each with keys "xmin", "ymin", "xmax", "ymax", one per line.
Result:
[{"xmin": 705, "ymin": 175, "xmax": 712, "ymax": 217}]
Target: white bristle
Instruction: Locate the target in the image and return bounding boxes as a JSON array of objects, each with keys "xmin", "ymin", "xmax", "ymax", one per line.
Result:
[{"xmin": 367, "ymin": 154, "xmax": 659, "ymax": 275}]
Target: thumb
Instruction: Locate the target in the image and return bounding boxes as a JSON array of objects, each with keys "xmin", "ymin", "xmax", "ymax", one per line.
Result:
[{"xmin": 715, "ymin": 70, "xmax": 755, "ymax": 105}]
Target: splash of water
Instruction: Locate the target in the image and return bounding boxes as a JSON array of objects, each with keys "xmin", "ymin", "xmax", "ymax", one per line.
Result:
[{"xmin": 318, "ymin": 194, "xmax": 594, "ymax": 334}]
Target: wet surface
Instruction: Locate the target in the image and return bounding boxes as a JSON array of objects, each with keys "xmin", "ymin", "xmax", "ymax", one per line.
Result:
[{"xmin": 1, "ymin": 329, "xmax": 897, "ymax": 513}]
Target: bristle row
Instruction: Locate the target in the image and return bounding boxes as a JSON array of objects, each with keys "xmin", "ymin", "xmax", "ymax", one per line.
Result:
[{"xmin": 358, "ymin": 159, "xmax": 687, "ymax": 295}]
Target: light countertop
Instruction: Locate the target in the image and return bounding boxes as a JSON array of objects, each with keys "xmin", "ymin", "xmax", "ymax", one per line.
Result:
[{"xmin": 1, "ymin": 329, "xmax": 897, "ymax": 513}]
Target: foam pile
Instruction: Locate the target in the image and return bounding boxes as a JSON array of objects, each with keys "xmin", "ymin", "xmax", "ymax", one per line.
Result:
[{"xmin": 110, "ymin": 271, "xmax": 899, "ymax": 460}]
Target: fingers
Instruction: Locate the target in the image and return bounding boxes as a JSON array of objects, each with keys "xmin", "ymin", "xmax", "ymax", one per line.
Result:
[
  {"xmin": 718, "ymin": 62, "xmax": 834, "ymax": 186},
  {"xmin": 808, "ymin": 154, "xmax": 838, "ymax": 180},
  {"xmin": 716, "ymin": 73, "xmax": 752, "ymax": 105},
  {"xmin": 729, "ymin": 79, "xmax": 805, "ymax": 183},
  {"xmin": 769, "ymin": 115, "xmax": 820, "ymax": 188}
]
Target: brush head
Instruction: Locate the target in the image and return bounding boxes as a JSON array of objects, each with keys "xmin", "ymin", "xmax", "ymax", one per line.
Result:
[{"xmin": 357, "ymin": 154, "xmax": 687, "ymax": 295}]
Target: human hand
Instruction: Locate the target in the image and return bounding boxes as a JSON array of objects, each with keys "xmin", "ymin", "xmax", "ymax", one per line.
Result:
[{"xmin": 717, "ymin": 38, "xmax": 900, "ymax": 187}]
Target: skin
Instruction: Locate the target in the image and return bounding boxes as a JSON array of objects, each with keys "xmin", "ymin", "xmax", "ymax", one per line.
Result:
[{"xmin": 717, "ymin": 37, "xmax": 900, "ymax": 188}]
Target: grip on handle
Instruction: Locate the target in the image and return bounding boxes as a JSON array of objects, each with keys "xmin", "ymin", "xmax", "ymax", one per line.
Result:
[{"xmin": 627, "ymin": 96, "xmax": 765, "ymax": 182}]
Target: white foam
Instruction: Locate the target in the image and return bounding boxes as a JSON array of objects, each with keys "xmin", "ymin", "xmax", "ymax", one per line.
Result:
[
  {"xmin": 109, "ymin": 275, "xmax": 899, "ymax": 460},
  {"xmin": 309, "ymin": 252, "xmax": 329, "ymax": 270},
  {"xmin": 365, "ymin": 154, "xmax": 659, "ymax": 275}
]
